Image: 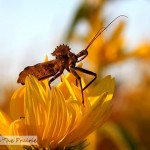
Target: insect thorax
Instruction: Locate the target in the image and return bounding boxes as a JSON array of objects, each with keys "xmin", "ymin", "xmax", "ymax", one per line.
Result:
[
  {"xmin": 51, "ymin": 44, "xmax": 77, "ymax": 67},
  {"xmin": 51, "ymin": 44, "xmax": 71, "ymax": 57}
]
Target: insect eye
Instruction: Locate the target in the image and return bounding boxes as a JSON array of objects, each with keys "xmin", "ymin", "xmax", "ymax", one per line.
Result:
[{"xmin": 56, "ymin": 55, "xmax": 62, "ymax": 59}]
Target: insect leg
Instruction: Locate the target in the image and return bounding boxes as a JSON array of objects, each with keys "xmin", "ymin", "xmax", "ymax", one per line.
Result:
[
  {"xmin": 76, "ymin": 78, "xmax": 78, "ymax": 86},
  {"xmin": 48, "ymin": 71, "xmax": 63, "ymax": 88},
  {"xmin": 74, "ymin": 67, "xmax": 97, "ymax": 91},
  {"xmin": 76, "ymin": 50, "xmax": 88, "ymax": 62},
  {"xmin": 70, "ymin": 67, "xmax": 84, "ymax": 105},
  {"xmin": 66, "ymin": 68, "xmax": 78, "ymax": 86}
]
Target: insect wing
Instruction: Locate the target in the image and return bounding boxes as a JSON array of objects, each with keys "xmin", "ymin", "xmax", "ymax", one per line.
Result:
[{"xmin": 17, "ymin": 60, "xmax": 58, "ymax": 84}]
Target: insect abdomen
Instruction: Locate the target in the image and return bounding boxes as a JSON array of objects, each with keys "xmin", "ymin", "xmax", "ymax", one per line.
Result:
[{"xmin": 17, "ymin": 61, "xmax": 58, "ymax": 85}]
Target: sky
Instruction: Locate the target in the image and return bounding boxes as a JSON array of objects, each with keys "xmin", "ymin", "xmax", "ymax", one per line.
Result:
[{"xmin": 0, "ymin": 0, "xmax": 150, "ymax": 90}]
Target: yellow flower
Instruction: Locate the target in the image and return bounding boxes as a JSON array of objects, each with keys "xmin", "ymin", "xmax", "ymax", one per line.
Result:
[
  {"xmin": 0, "ymin": 73, "xmax": 115, "ymax": 149},
  {"xmin": 87, "ymin": 21, "xmax": 126, "ymax": 68},
  {"xmin": 130, "ymin": 43, "xmax": 150, "ymax": 58}
]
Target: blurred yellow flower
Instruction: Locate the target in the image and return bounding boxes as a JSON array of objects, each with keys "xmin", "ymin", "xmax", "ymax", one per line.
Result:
[
  {"xmin": 0, "ymin": 73, "xmax": 115, "ymax": 149},
  {"xmin": 130, "ymin": 43, "xmax": 150, "ymax": 58},
  {"xmin": 87, "ymin": 21, "xmax": 126, "ymax": 69}
]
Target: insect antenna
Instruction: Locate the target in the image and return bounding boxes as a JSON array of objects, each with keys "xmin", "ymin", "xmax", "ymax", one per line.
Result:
[{"xmin": 85, "ymin": 15, "xmax": 128, "ymax": 51}]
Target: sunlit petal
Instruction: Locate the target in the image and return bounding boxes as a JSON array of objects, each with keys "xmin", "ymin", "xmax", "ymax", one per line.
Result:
[
  {"xmin": 10, "ymin": 87, "xmax": 24, "ymax": 120},
  {"xmin": 9, "ymin": 119, "xmax": 27, "ymax": 136},
  {"xmin": 0, "ymin": 110, "xmax": 11, "ymax": 135},
  {"xmin": 24, "ymin": 75, "xmax": 48, "ymax": 145},
  {"xmin": 88, "ymin": 75, "xmax": 115, "ymax": 105}
]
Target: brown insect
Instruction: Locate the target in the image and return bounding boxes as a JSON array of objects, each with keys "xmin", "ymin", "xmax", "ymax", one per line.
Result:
[{"xmin": 17, "ymin": 15, "xmax": 127, "ymax": 104}]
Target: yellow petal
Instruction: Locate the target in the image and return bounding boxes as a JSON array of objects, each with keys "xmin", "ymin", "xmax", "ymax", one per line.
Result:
[
  {"xmin": 24, "ymin": 75, "xmax": 48, "ymax": 145},
  {"xmin": 71, "ymin": 83, "xmax": 90, "ymax": 110},
  {"xmin": 88, "ymin": 75, "xmax": 115, "ymax": 105},
  {"xmin": 58, "ymin": 62, "xmax": 84, "ymax": 100},
  {"xmin": 60, "ymin": 92, "xmax": 108, "ymax": 146},
  {"xmin": 43, "ymin": 87, "xmax": 80, "ymax": 148},
  {"xmin": 10, "ymin": 86, "xmax": 24, "ymax": 120},
  {"xmin": 0, "ymin": 145, "xmax": 8, "ymax": 150},
  {"xmin": 9, "ymin": 119, "xmax": 28, "ymax": 136},
  {"xmin": 58, "ymin": 74, "xmax": 77, "ymax": 100},
  {"xmin": 9, "ymin": 119, "xmax": 28, "ymax": 150},
  {"xmin": 0, "ymin": 110, "xmax": 11, "ymax": 135}
]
